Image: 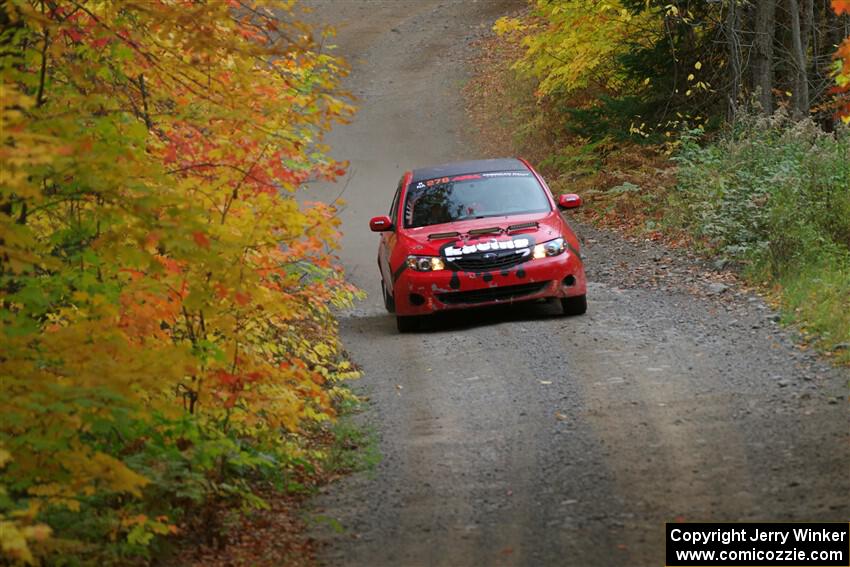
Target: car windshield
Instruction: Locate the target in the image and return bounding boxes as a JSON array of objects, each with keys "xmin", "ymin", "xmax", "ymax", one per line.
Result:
[{"xmin": 403, "ymin": 171, "xmax": 551, "ymax": 228}]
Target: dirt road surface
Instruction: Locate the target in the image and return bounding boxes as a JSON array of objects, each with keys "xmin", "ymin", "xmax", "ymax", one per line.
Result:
[{"xmin": 300, "ymin": 2, "xmax": 850, "ymax": 565}]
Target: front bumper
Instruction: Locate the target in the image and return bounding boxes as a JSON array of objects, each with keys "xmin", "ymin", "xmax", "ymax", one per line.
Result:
[{"xmin": 392, "ymin": 251, "xmax": 586, "ymax": 316}]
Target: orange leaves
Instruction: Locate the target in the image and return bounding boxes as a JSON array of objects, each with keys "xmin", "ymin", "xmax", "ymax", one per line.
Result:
[
  {"xmin": 192, "ymin": 231, "xmax": 210, "ymax": 249},
  {"xmin": 214, "ymin": 282, "xmax": 229, "ymax": 300},
  {"xmin": 837, "ymin": 41, "xmax": 850, "ymax": 71},
  {"xmin": 155, "ymin": 256, "xmax": 186, "ymax": 275},
  {"xmin": 119, "ymin": 287, "xmax": 181, "ymax": 341},
  {"xmin": 213, "ymin": 370, "xmax": 241, "ymax": 388},
  {"xmin": 833, "ymin": 0, "xmax": 850, "ymax": 15},
  {"xmin": 210, "ymin": 368, "xmax": 270, "ymax": 409}
]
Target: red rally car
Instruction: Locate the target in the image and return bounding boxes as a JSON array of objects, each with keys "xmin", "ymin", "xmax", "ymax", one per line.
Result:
[{"xmin": 369, "ymin": 158, "xmax": 587, "ymax": 332}]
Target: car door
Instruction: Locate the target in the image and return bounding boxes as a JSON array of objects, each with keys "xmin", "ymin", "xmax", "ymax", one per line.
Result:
[{"xmin": 379, "ymin": 176, "xmax": 405, "ymax": 292}]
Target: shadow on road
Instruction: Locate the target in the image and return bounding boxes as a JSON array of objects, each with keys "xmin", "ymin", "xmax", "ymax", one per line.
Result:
[{"xmin": 351, "ymin": 299, "xmax": 573, "ymax": 335}]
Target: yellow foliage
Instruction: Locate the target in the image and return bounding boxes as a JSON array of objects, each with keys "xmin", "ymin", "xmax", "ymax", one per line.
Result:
[
  {"xmin": 0, "ymin": 450, "xmax": 51, "ymax": 565},
  {"xmin": 493, "ymin": 16, "xmax": 526, "ymax": 35},
  {"xmin": 501, "ymin": 0, "xmax": 660, "ymax": 100},
  {"xmin": 0, "ymin": 0, "xmax": 359, "ymax": 561}
]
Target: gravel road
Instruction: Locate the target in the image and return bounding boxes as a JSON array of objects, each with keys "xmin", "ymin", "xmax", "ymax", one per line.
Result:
[{"xmin": 301, "ymin": 2, "xmax": 850, "ymax": 566}]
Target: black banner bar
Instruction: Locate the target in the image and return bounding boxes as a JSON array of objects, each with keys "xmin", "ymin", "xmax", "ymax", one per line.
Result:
[{"xmin": 666, "ymin": 523, "xmax": 850, "ymax": 566}]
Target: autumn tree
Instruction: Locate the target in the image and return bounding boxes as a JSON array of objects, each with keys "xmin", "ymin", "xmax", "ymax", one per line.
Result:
[{"xmin": 0, "ymin": 0, "xmax": 356, "ymax": 563}]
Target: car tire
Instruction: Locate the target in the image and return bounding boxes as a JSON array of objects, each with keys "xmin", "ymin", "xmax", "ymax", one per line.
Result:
[
  {"xmin": 382, "ymin": 280, "xmax": 395, "ymax": 313},
  {"xmin": 396, "ymin": 315, "xmax": 420, "ymax": 333},
  {"xmin": 560, "ymin": 294, "xmax": 587, "ymax": 316}
]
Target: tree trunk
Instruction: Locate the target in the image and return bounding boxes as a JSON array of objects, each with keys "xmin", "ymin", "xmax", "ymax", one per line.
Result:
[
  {"xmin": 726, "ymin": 0, "xmax": 743, "ymax": 118},
  {"xmin": 753, "ymin": 0, "xmax": 776, "ymax": 113},
  {"xmin": 802, "ymin": 0, "xmax": 814, "ymax": 92},
  {"xmin": 830, "ymin": 4, "xmax": 846, "ymax": 52},
  {"xmin": 788, "ymin": 0, "xmax": 811, "ymax": 117}
]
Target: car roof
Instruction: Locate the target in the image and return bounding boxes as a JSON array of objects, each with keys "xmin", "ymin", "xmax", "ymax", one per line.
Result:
[{"xmin": 410, "ymin": 158, "xmax": 528, "ymax": 184}]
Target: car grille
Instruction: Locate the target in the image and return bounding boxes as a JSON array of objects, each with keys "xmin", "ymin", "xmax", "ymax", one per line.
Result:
[
  {"xmin": 446, "ymin": 248, "xmax": 530, "ymax": 272},
  {"xmin": 436, "ymin": 282, "xmax": 548, "ymax": 305}
]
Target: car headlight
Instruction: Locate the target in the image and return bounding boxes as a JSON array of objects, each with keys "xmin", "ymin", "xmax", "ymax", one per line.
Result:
[
  {"xmin": 406, "ymin": 255, "xmax": 445, "ymax": 272},
  {"xmin": 532, "ymin": 237, "xmax": 566, "ymax": 259}
]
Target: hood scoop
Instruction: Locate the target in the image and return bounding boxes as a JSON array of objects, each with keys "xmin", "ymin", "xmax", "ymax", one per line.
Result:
[
  {"xmin": 429, "ymin": 222, "xmax": 536, "ymax": 241},
  {"xmin": 467, "ymin": 226, "xmax": 503, "ymax": 237},
  {"xmin": 507, "ymin": 221, "xmax": 538, "ymax": 233},
  {"xmin": 428, "ymin": 231, "xmax": 461, "ymax": 240}
]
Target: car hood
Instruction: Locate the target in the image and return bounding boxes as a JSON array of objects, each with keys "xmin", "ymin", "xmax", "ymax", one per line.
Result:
[{"xmin": 401, "ymin": 211, "xmax": 564, "ymax": 256}]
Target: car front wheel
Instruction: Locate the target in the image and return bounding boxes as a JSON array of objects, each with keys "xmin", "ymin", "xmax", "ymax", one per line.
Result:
[
  {"xmin": 560, "ymin": 295, "xmax": 587, "ymax": 316},
  {"xmin": 382, "ymin": 280, "xmax": 395, "ymax": 313}
]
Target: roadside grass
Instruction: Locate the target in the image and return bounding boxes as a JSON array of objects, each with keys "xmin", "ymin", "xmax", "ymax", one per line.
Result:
[
  {"xmin": 323, "ymin": 415, "xmax": 381, "ymax": 477},
  {"xmin": 673, "ymin": 116, "xmax": 850, "ymax": 363},
  {"xmin": 464, "ymin": 25, "xmax": 850, "ymax": 366},
  {"xmin": 777, "ymin": 263, "xmax": 850, "ymax": 364},
  {"xmin": 303, "ymin": 397, "xmax": 380, "ymax": 540}
]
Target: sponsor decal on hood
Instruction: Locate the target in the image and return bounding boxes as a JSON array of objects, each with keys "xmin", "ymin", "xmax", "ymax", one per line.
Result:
[{"xmin": 444, "ymin": 238, "xmax": 530, "ymax": 257}]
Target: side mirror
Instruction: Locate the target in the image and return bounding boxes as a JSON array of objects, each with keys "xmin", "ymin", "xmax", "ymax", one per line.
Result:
[
  {"xmin": 369, "ymin": 215, "xmax": 393, "ymax": 232},
  {"xmin": 557, "ymin": 193, "xmax": 582, "ymax": 210}
]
